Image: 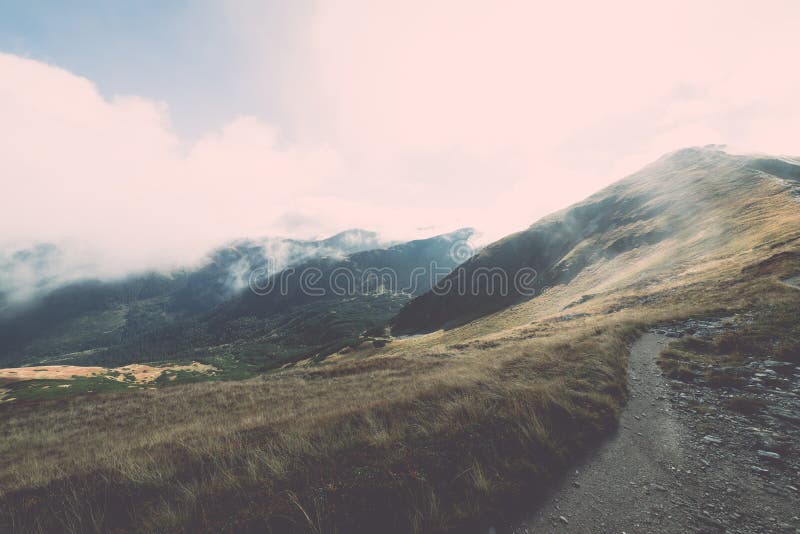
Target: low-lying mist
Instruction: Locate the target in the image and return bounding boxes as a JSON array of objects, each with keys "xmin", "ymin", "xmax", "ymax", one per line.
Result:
[{"xmin": 0, "ymin": 229, "xmax": 392, "ymax": 314}]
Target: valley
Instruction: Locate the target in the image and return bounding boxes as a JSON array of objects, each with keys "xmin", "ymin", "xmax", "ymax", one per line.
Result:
[
  {"xmin": 1, "ymin": 147, "xmax": 799, "ymax": 532},
  {"xmin": 0, "ymin": 361, "xmax": 219, "ymax": 403},
  {"xmin": 4, "ymin": 3, "xmax": 800, "ymax": 531}
]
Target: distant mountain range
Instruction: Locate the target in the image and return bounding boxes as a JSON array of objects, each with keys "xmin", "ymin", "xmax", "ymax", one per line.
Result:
[
  {"xmin": 0, "ymin": 228, "xmax": 473, "ymax": 367},
  {"xmin": 0, "ymin": 229, "xmax": 387, "ymax": 314},
  {"xmin": 4, "ymin": 146, "xmax": 798, "ymax": 374},
  {"xmin": 3, "ymin": 146, "xmax": 800, "ymax": 533}
]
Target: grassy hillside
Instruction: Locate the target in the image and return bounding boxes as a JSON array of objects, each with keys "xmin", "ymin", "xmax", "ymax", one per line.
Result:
[
  {"xmin": 103, "ymin": 229, "xmax": 471, "ymax": 369},
  {"xmin": 0, "ymin": 230, "xmax": 390, "ymax": 367},
  {"xmin": 0, "ymin": 230, "xmax": 471, "ymax": 402},
  {"xmin": 0, "ymin": 230, "xmax": 465, "ymax": 370},
  {"xmin": 392, "ymin": 147, "xmax": 800, "ymax": 333},
  {"xmin": 1, "ymin": 147, "xmax": 799, "ymax": 532}
]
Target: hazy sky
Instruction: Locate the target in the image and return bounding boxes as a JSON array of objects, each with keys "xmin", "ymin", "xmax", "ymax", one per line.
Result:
[{"xmin": 1, "ymin": 0, "xmax": 799, "ymax": 272}]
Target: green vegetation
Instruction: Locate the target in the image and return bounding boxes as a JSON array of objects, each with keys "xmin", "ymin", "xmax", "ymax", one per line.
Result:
[
  {"xmin": 2, "ymin": 244, "xmax": 799, "ymax": 532},
  {"xmin": 1, "ymin": 148, "xmax": 799, "ymax": 532},
  {"xmin": 658, "ymin": 298, "xmax": 800, "ymax": 382},
  {"xmin": 0, "ymin": 230, "xmax": 461, "ymax": 370},
  {"xmin": 0, "ymin": 356, "xmax": 265, "ymax": 403},
  {"xmin": 2, "ymin": 376, "xmax": 133, "ymax": 402},
  {"xmin": 724, "ymin": 395, "xmax": 767, "ymax": 415}
]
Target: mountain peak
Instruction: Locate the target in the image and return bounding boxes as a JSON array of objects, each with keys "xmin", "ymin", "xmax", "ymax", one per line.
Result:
[
  {"xmin": 392, "ymin": 147, "xmax": 800, "ymax": 334},
  {"xmin": 318, "ymin": 229, "xmax": 381, "ymax": 248}
]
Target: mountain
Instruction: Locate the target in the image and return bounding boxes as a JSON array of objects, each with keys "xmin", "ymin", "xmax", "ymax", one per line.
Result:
[
  {"xmin": 3, "ymin": 147, "xmax": 800, "ymax": 533},
  {"xmin": 0, "ymin": 229, "xmax": 388, "ymax": 366},
  {"xmin": 392, "ymin": 146, "xmax": 800, "ymax": 333},
  {"xmin": 170, "ymin": 229, "xmax": 387, "ymax": 314},
  {"xmin": 218, "ymin": 227, "xmax": 473, "ymax": 318},
  {"xmin": 0, "ymin": 229, "xmax": 468, "ymax": 368},
  {"xmin": 117, "ymin": 228, "xmax": 475, "ymax": 366}
]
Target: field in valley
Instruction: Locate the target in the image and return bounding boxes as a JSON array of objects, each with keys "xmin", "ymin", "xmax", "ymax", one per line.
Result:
[
  {"xmin": 2, "ymin": 246, "xmax": 799, "ymax": 532},
  {"xmin": 2, "ymin": 149, "xmax": 799, "ymax": 532}
]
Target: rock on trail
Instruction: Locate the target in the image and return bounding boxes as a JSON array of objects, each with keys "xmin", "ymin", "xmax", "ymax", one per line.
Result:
[
  {"xmin": 502, "ymin": 332, "xmax": 800, "ymax": 533},
  {"xmin": 505, "ymin": 334, "xmax": 696, "ymax": 533},
  {"xmin": 781, "ymin": 275, "xmax": 800, "ymax": 290}
]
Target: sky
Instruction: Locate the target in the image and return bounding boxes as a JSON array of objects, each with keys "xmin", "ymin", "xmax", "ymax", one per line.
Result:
[{"xmin": 1, "ymin": 0, "xmax": 799, "ymax": 275}]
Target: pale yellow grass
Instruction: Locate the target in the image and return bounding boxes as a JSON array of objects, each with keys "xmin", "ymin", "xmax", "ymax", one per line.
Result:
[
  {"xmin": 0, "ymin": 365, "xmax": 106, "ymax": 382},
  {"xmin": 2, "ymin": 150, "xmax": 799, "ymax": 532},
  {"xmin": 0, "ymin": 361, "xmax": 217, "ymax": 384},
  {"xmin": 110, "ymin": 362, "xmax": 217, "ymax": 383}
]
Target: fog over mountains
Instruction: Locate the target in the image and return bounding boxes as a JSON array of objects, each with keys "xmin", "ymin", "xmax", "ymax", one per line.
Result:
[
  {"xmin": 0, "ymin": 227, "xmax": 474, "ymax": 367},
  {"xmin": 2, "ymin": 145, "xmax": 800, "ymax": 533},
  {"xmin": 0, "ymin": 229, "xmax": 389, "ymax": 311},
  {"xmin": 3, "ymin": 1, "xmax": 800, "ymax": 531},
  {"xmin": 393, "ymin": 147, "xmax": 800, "ymax": 333}
]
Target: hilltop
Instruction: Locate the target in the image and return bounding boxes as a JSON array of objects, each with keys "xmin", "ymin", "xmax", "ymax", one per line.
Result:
[
  {"xmin": 1, "ymin": 147, "xmax": 799, "ymax": 532},
  {"xmin": 393, "ymin": 146, "xmax": 800, "ymax": 333},
  {"xmin": 0, "ymin": 229, "xmax": 470, "ymax": 368}
]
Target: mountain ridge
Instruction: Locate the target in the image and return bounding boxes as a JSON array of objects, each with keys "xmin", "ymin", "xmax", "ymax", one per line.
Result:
[
  {"xmin": 3, "ymin": 147, "xmax": 800, "ymax": 533},
  {"xmin": 391, "ymin": 146, "xmax": 800, "ymax": 333},
  {"xmin": 0, "ymin": 228, "xmax": 472, "ymax": 367}
]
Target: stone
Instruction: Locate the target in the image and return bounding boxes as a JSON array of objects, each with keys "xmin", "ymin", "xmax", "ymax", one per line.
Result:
[
  {"xmin": 770, "ymin": 408, "xmax": 800, "ymax": 424},
  {"xmin": 756, "ymin": 450, "xmax": 781, "ymax": 461}
]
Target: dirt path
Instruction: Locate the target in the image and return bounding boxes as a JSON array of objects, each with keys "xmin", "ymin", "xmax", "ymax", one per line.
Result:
[
  {"xmin": 505, "ymin": 333, "xmax": 698, "ymax": 533},
  {"xmin": 504, "ymin": 332, "xmax": 800, "ymax": 533}
]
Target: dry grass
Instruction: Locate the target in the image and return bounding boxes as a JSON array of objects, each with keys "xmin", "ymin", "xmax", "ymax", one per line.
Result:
[
  {"xmin": 0, "ymin": 362, "xmax": 216, "ymax": 385},
  {"xmin": 0, "ymin": 365, "xmax": 107, "ymax": 383},
  {"xmin": 0, "ymin": 314, "xmax": 639, "ymax": 532},
  {"xmin": 725, "ymin": 396, "xmax": 767, "ymax": 415},
  {"xmin": 2, "ymin": 249, "xmax": 799, "ymax": 532},
  {"xmin": 2, "ymin": 150, "xmax": 799, "ymax": 532},
  {"xmin": 9, "ymin": 310, "xmax": 800, "ymax": 530}
]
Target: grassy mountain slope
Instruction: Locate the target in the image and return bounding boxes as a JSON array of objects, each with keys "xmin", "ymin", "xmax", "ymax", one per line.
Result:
[
  {"xmin": 0, "ymin": 230, "xmax": 391, "ymax": 367},
  {"xmin": 111, "ymin": 229, "xmax": 472, "ymax": 368},
  {"xmin": 392, "ymin": 146, "xmax": 800, "ymax": 333},
  {"xmin": 1, "ymin": 147, "xmax": 799, "ymax": 532}
]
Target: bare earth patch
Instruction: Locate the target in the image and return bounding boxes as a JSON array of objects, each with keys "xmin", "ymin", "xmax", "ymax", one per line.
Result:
[
  {"xmin": 0, "ymin": 365, "xmax": 106, "ymax": 383},
  {"xmin": 110, "ymin": 362, "xmax": 217, "ymax": 383},
  {"xmin": 0, "ymin": 362, "xmax": 217, "ymax": 384}
]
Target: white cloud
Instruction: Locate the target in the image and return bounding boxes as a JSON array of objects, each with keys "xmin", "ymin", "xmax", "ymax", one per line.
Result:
[
  {"xmin": 0, "ymin": 53, "xmax": 343, "ymax": 275},
  {"xmin": 271, "ymin": 0, "xmax": 800, "ymax": 238},
  {"xmin": 2, "ymin": 0, "xmax": 800, "ymax": 283}
]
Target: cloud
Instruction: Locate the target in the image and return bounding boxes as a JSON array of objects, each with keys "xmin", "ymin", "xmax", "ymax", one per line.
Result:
[
  {"xmin": 2, "ymin": 0, "xmax": 800, "ymax": 287},
  {"xmin": 0, "ymin": 53, "xmax": 343, "ymax": 275},
  {"xmin": 265, "ymin": 0, "xmax": 800, "ymax": 238}
]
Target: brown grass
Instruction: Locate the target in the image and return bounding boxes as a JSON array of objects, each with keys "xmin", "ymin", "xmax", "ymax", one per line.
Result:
[
  {"xmin": 0, "ymin": 361, "xmax": 216, "ymax": 385},
  {"xmin": 0, "ymin": 365, "xmax": 106, "ymax": 383},
  {"xmin": 0, "ymin": 314, "xmax": 642, "ymax": 531},
  {"xmin": 2, "ymin": 255, "xmax": 799, "ymax": 532},
  {"xmin": 2, "ymin": 151, "xmax": 800, "ymax": 532},
  {"xmin": 725, "ymin": 396, "xmax": 767, "ymax": 415}
]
